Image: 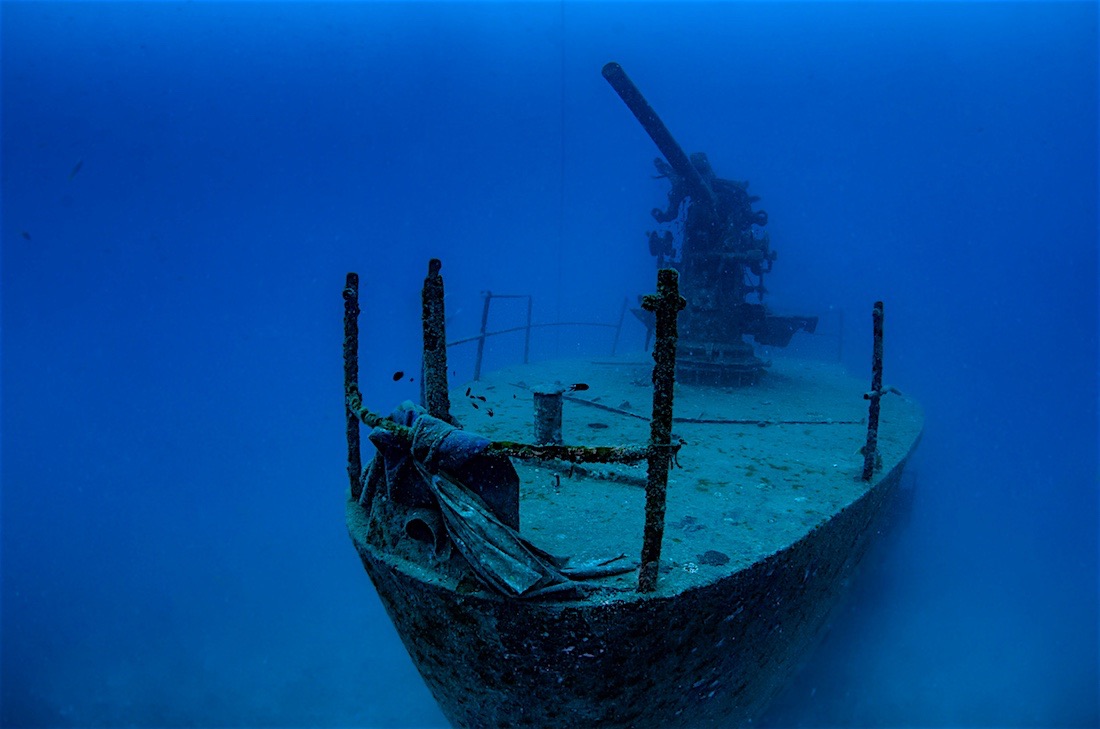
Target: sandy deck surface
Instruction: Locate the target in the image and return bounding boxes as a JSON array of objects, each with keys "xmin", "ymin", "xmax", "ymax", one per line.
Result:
[{"xmin": 447, "ymin": 354, "xmax": 923, "ymax": 597}]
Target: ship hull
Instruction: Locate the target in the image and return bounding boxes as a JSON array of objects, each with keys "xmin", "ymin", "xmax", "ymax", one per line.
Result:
[{"xmin": 348, "ymin": 443, "xmax": 916, "ymax": 728}]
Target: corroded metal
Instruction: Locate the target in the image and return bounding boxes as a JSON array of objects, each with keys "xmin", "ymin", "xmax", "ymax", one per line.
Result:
[
  {"xmin": 343, "ymin": 271, "xmax": 922, "ymax": 728},
  {"xmin": 486, "ymin": 441, "xmax": 650, "ymax": 465},
  {"xmin": 638, "ymin": 268, "xmax": 686, "ymax": 593},
  {"xmin": 604, "ymin": 61, "xmax": 816, "ymax": 385},
  {"xmin": 601, "ymin": 62, "xmax": 717, "ymax": 209},
  {"xmin": 532, "ymin": 388, "xmax": 564, "ymax": 445},
  {"xmin": 346, "ymin": 385, "xmax": 411, "ymax": 436},
  {"xmin": 473, "ymin": 291, "xmax": 492, "ymax": 381},
  {"xmin": 422, "ymin": 259, "xmax": 454, "ymax": 422},
  {"xmin": 862, "ymin": 301, "xmax": 884, "ymax": 481},
  {"xmin": 343, "ymin": 58, "xmax": 925, "ymax": 728},
  {"xmin": 348, "ymin": 453, "xmax": 918, "ymax": 729},
  {"xmin": 345, "ymin": 383, "xmax": 652, "ymax": 466},
  {"xmin": 343, "ymin": 273, "xmax": 363, "ymax": 499}
]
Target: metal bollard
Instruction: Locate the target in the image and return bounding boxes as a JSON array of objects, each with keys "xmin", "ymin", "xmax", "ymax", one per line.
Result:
[{"xmin": 532, "ymin": 387, "xmax": 564, "ymax": 445}]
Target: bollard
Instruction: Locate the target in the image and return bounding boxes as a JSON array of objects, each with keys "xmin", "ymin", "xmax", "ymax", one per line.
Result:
[{"xmin": 533, "ymin": 387, "xmax": 565, "ymax": 445}]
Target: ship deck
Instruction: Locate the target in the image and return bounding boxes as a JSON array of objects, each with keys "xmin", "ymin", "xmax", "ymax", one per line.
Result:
[{"xmin": 445, "ymin": 354, "xmax": 923, "ymax": 598}]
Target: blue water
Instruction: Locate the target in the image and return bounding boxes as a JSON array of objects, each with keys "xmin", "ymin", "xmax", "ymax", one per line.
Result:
[{"xmin": 2, "ymin": 2, "xmax": 1096, "ymax": 727}]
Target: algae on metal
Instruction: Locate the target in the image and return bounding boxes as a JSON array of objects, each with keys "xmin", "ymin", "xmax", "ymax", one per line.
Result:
[
  {"xmin": 422, "ymin": 258, "xmax": 454, "ymax": 423},
  {"xmin": 638, "ymin": 268, "xmax": 686, "ymax": 592}
]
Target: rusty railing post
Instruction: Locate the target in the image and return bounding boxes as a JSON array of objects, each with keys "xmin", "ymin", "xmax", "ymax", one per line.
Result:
[
  {"xmin": 473, "ymin": 291, "xmax": 493, "ymax": 381},
  {"xmin": 638, "ymin": 268, "xmax": 686, "ymax": 593},
  {"xmin": 861, "ymin": 301, "xmax": 884, "ymax": 481},
  {"xmin": 523, "ymin": 295, "xmax": 533, "ymax": 364},
  {"xmin": 422, "ymin": 259, "xmax": 453, "ymax": 422},
  {"xmin": 343, "ymin": 272, "xmax": 363, "ymax": 499},
  {"xmin": 611, "ymin": 296, "xmax": 628, "ymax": 357}
]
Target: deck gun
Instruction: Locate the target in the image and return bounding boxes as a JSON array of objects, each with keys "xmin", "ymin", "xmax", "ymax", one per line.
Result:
[{"xmin": 603, "ymin": 62, "xmax": 817, "ymax": 384}]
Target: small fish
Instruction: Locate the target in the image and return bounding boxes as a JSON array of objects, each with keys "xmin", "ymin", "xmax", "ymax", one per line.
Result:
[
  {"xmin": 587, "ymin": 422, "xmax": 609, "ymax": 430},
  {"xmin": 465, "ymin": 387, "xmax": 471, "ymax": 397},
  {"xmin": 392, "ymin": 371, "xmax": 404, "ymax": 381},
  {"xmin": 486, "ymin": 409, "xmax": 494, "ymax": 417},
  {"xmin": 471, "ymin": 402, "xmax": 479, "ymax": 410},
  {"xmin": 20, "ymin": 230, "xmax": 31, "ymax": 241},
  {"xmin": 68, "ymin": 159, "xmax": 83, "ymax": 181},
  {"xmin": 475, "ymin": 395, "xmax": 486, "ymax": 402},
  {"xmin": 570, "ymin": 383, "xmax": 590, "ymax": 392},
  {"xmin": 408, "ymin": 376, "xmax": 415, "ymax": 383},
  {"xmin": 512, "ymin": 394, "xmax": 517, "ymax": 399}
]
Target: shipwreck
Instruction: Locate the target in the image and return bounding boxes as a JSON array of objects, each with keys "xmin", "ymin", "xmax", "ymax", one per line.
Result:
[{"xmin": 342, "ymin": 62, "xmax": 923, "ymax": 728}]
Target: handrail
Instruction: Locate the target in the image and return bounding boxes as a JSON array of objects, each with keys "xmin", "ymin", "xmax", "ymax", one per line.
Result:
[
  {"xmin": 451, "ymin": 290, "xmax": 630, "ymax": 381},
  {"xmin": 345, "ymin": 383, "xmax": 658, "ymax": 466},
  {"xmin": 447, "ymin": 321, "xmax": 619, "ymax": 348}
]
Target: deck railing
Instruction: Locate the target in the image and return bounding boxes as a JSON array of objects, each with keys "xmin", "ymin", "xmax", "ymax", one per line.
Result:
[
  {"xmin": 343, "ymin": 259, "xmax": 683, "ymax": 593},
  {"xmin": 444, "ymin": 291, "xmax": 630, "ymax": 381},
  {"xmin": 343, "ymin": 260, "xmax": 887, "ymax": 592}
]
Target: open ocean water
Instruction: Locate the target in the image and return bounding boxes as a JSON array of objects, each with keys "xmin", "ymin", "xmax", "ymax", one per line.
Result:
[{"xmin": 2, "ymin": 2, "xmax": 1096, "ymax": 727}]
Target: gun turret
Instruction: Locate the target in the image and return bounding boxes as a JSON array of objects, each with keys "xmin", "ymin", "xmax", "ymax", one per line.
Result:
[{"xmin": 603, "ymin": 62, "xmax": 817, "ymax": 385}]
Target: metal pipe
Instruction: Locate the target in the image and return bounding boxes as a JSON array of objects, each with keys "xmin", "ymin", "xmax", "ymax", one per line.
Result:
[
  {"xmin": 861, "ymin": 301, "xmax": 884, "ymax": 481},
  {"xmin": 524, "ymin": 295, "xmax": 533, "ymax": 364},
  {"xmin": 602, "ymin": 62, "xmax": 717, "ymax": 210},
  {"xmin": 611, "ymin": 296, "xmax": 628, "ymax": 357},
  {"xmin": 473, "ymin": 291, "xmax": 493, "ymax": 381},
  {"xmin": 342, "ymin": 272, "xmax": 363, "ymax": 500},
  {"xmin": 448, "ymin": 321, "xmax": 617, "ymax": 348},
  {"xmin": 422, "ymin": 259, "xmax": 453, "ymax": 422},
  {"xmin": 638, "ymin": 268, "xmax": 686, "ymax": 593}
]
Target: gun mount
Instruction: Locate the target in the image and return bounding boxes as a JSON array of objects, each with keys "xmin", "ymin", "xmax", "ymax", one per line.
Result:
[{"xmin": 603, "ymin": 62, "xmax": 817, "ymax": 385}]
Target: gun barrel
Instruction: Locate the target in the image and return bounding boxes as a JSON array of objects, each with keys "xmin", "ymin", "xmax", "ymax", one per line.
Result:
[{"xmin": 602, "ymin": 62, "xmax": 716, "ymax": 209}]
